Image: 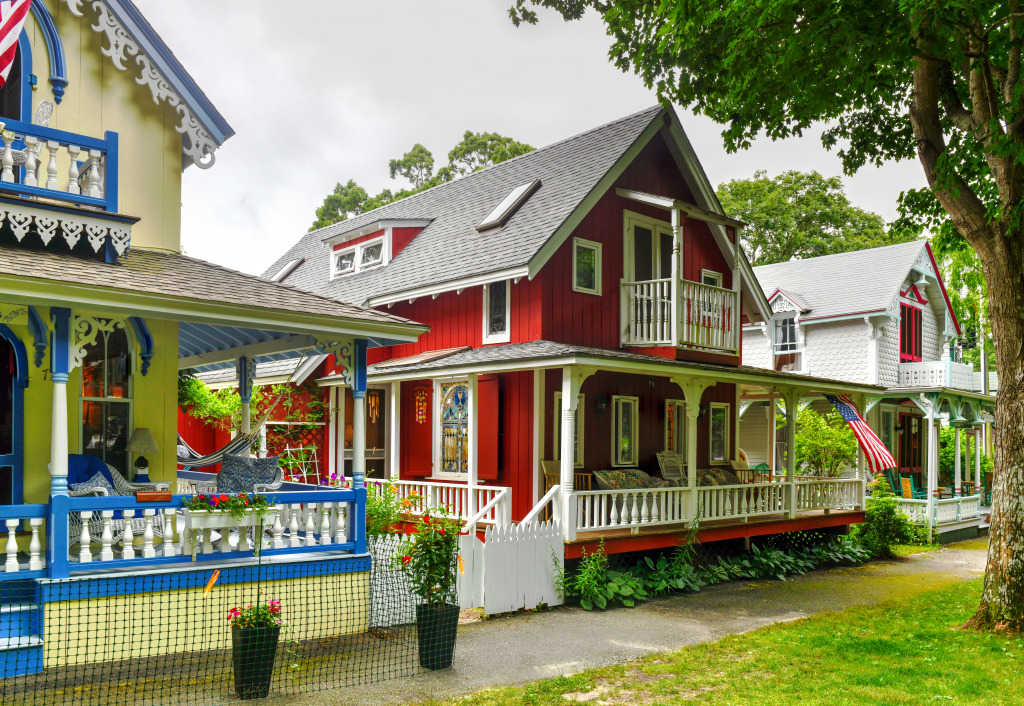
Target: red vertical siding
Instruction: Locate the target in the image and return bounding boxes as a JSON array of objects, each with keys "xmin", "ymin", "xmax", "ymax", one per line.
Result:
[
  {"xmin": 392, "ymin": 227, "xmax": 423, "ymax": 258},
  {"xmin": 332, "ymin": 229, "xmax": 385, "ymax": 251},
  {"xmin": 499, "ymin": 371, "xmax": 534, "ymax": 520}
]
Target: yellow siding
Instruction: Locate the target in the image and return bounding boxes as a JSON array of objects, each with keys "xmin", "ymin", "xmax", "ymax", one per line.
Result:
[{"xmin": 43, "ymin": 570, "xmax": 371, "ymax": 667}]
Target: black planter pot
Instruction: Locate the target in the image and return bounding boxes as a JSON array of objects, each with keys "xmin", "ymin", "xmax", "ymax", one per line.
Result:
[
  {"xmin": 416, "ymin": 603, "xmax": 459, "ymax": 670},
  {"xmin": 231, "ymin": 624, "xmax": 282, "ymax": 699}
]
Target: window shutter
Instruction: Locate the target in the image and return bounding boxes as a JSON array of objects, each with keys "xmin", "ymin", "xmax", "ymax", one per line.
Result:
[{"xmin": 401, "ymin": 381, "xmax": 432, "ymax": 477}]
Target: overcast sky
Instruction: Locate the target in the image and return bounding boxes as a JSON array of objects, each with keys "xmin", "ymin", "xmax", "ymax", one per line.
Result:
[{"xmin": 134, "ymin": 0, "xmax": 928, "ymax": 276}]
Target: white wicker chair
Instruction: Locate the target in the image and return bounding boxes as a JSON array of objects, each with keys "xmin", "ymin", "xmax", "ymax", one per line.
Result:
[{"xmin": 69, "ymin": 465, "xmax": 171, "ymax": 551}]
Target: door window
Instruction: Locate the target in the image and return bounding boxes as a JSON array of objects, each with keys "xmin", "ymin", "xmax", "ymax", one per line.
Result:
[{"xmin": 80, "ymin": 324, "xmax": 132, "ymax": 476}]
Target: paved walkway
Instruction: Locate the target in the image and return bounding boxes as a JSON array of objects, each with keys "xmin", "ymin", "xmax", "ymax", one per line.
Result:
[{"xmin": 272, "ymin": 543, "xmax": 987, "ymax": 706}]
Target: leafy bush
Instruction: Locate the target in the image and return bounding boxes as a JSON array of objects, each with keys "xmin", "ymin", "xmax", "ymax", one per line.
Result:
[
  {"xmin": 394, "ymin": 509, "xmax": 460, "ymax": 607},
  {"xmin": 366, "ymin": 479, "xmax": 406, "ymax": 537},
  {"xmin": 852, "ymin": 483, "xmax": 915, "ymax": 558},
  {"xmin": 937, "ymin": 425, "xmax": 992, "ymax": 483},
  {"xmin": 794, "ymin": 407, "xmax": 858, "ymax": 477}
]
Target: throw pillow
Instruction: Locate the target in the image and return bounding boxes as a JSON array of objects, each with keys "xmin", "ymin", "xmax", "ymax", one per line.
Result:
[
  {"xmin": 69, "ymin": 471, "xmax": 116, "ymax": 496},
  {"xmin": 217, "ymin": 455, "xmax": 279, "ymax": 494}
]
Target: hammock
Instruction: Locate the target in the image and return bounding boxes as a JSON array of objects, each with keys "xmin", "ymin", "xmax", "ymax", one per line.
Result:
[{"xmin": 176, "ymin": 392, "xmax": 287, "ymax": 467}]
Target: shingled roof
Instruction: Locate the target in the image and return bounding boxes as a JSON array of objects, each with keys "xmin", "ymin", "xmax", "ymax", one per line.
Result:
[{"xmin": 261, "ymin": 106, "xmax": 666, "ymax": 305}]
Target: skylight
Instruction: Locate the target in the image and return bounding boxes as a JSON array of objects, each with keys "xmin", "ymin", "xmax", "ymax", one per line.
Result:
[
  {"xmin": 476, "ymin": 179, "xmax": 541, "ymax": 232},
  {"xmin": 270, "ymin": 257, "xmax": 304, "ymax": 282}
]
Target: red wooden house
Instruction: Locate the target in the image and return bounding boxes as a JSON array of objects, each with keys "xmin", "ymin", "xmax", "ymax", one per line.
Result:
[{"xmin": 204, "ymin": 106, "xmax": 882, "ymax": 556}]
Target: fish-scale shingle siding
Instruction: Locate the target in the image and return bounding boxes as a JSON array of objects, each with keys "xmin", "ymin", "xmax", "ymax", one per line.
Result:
[
  {"xmin": 741, "ymin": 328, "xmax": 773, "ymax": 370},
  {"xmin": 803, "ymin": 320, "xmax": 869, "ymax": 383}
]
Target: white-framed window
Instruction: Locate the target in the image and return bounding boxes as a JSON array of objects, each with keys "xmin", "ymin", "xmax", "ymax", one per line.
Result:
[
  {"xmin": 773, "ymin": 314, "xmax": 803, "ymax": 372},
  {"xmin": 700, "ymin": 269, "xmax": 723, "ymax": 288},
  {"xmin": 624, "ymin": 210, "xmax": 673, "ymax": 283},
  {"xmin": 482, "ymin": 280, "xmax": 511, "ymax": 344},
  {"xmin": 331, "ymin": 235, "xmax": 389, "ymax": 279},
  {"xmin": 553, "ymin": 392, "xmax": 584, "ymax": 467},
  {"xmin": 572, "ymin": 238, "xmax": 602, "ymax": 295},
  {"xmin": 271, "ymin": 257, "xmax": 304, "ymax": 282},
  {"xmin": 709, "ymin": 402, "xmax": 730, "ymax": 464},
  {"xmin": 611, "ymin": 395, "xmax": 639, "ymax": 467},
  {"xmin": 665, "ymin": 399, "xmax": 686, "ymax": 455}
]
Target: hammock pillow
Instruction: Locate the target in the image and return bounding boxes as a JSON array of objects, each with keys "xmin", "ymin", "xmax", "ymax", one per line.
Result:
[
  {"xmin": 217, "ymin": 455, "xmax": 280, "ymax": 494},
  {"xmin": 69, "ymin": 471, "xmax": 117, "ymax": 496}
]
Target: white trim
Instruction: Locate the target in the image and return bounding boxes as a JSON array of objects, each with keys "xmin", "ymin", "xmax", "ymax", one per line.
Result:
[
  {"xmin": 331, "ymin": 233, "xmax": 390, "ymax": 279},
  {"xmin": 700, "ymin": 269, "xmax": 723, "ymax": 288},
  {"xmin": 615, "ymin": 188, "xmax": 746, "ymax": 229},
  {"xmin": 178, "ymin": 335, "xmax": 316, "ymax": 370},
  {"xmin": 665, "ymin": 399, "xmax": 686, "ymax": 454},
  {"xmin": 533, "ymin": 369, "xmax": 543, "ymax": 506},
  {"xmin": 623, "ymin": 210, "xmax": 673, "ymax": 282},
  {"xmin": 553, "ymin": 391, "xmax": 585, "ymax": 467},
  {"xmin": 611, "ymin": 395, "xmax": 640, "ymax": 467},
  {"xmin": 435, "ymin": 379, "xmax": 470, "ymax": 477},
  {"xmin": 572, "ymin": 238, "xmax": 602, "ymax": 295},
  {"xmin": 321, "ymin": 219, "xmax": 432, "ymax": 247},
  {"xmin": 388, "ymin": 381, "xmax": 401, "ymax": 479},
  {"xmin": 290, "ymin": 353, "xmax": 328, "ymax": 385},
  {"xmin": 482, "ymin": 280, "xmax": 512, "ymax": 345},
  {"xmin": 367, "ymin": 266, "xmax": 530, "ymax": 307},
  {"xmin": 270, "ymin": 258, "xmax": 304, "ymax": 283},
  {"xmin": 708, "ymin": 401, "xmax": 731, "ymax": 465}
]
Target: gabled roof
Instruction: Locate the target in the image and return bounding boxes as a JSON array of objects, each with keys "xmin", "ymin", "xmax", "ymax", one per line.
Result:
[{"xmin": 749, "ymin": 240, "xmax": 960, "ymax": 333}]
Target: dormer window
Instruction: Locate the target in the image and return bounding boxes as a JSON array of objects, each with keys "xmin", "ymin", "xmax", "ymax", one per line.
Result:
[
  {"xmin": 334, "ymin": 250, "xmax": 355, "ymax": 276},
  {"xmin": 331, "ymin": 235, "xmax": 389, "ymax": 279},
  {"xmin": 360, "ymin": 241, "xmax": 383, "ymax": 268},
  {"xmin": 773, "ymin": 315, "xmax": 804, "ymax": 372}
]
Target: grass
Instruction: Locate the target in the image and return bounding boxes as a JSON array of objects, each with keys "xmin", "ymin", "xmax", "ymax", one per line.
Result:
[
  {"xmin": 893, "ymin": 543, "xmax": 939, "ymax": 555},
  {"xmin": 439, "ymin": 579, "xmax": 1024, "ymax": 705}
]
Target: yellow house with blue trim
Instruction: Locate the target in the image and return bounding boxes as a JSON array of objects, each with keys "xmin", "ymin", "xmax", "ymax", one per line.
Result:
[{"xmin": 0, "ymin": 1, "xmax": 428, "ymax": 682}]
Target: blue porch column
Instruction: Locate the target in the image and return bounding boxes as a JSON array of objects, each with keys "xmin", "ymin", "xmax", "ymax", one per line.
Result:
[
  {"xmin": 47, "ymin": 307, "xmax": 71, "ymax": 578},
  {"xmin": 237, "ymin": 356, "xmax": 256, "ymax": 458}
]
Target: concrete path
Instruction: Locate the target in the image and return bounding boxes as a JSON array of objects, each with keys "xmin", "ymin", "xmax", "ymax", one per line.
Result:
[{"xmin": 271, "ymin": 543, "xmax": 986, "ymax": 706}]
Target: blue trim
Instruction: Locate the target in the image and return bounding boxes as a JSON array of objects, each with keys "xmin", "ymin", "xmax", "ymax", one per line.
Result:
[
  {"xmin": 16, "ymin": 32, "xmax": 32, "ymax": 123},
  {"xmin": 0, "ymin": 326, "xmax": 26, "ymax": 506},
  {"xmin": 29, "ymin": 0, "xmax": 68, "ymax": 105},
  {"xmin": 127, "ymin": 317, "xmax": 152, "ymax": 375},
  {"xmin": 26, "ymin": 307, "xmax": 46, "ymax": 368},
  {"xmin": 103, "ymin": 129, "xmax": 118, "ymax": 213},
  {"xmin": 354, "ymin": 339, "xmax": 368, "ymax": 393},
  {"xmin": 105, "ymin": 1, "xmax": 233, "ymax": 145},
  {"xmin": 39, "ymin": 555, "xmax": 370, "ymax": 602},
  {"xmin": 47, "ymin": 493, "xmax": 70, "ymax": 579},
  {"xmin": 48, "ymin": 307, "xmax": 70, "ymax": 376},
  {"xmin": 237, "ymin": 355, "xmax": 255, "ymax": 403}
]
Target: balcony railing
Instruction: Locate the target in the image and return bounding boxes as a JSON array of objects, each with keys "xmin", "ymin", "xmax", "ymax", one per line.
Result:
[
  {"xmin": 898, "ymin": 360, "xmax": 975, "ymax": 391},
  {"xmin": 620, "ymin": 278, "xmax": 739, "ymax": 353},
  {"xmin": 0, "ymin": 117, "xmax": 118, "ymax": 213}
]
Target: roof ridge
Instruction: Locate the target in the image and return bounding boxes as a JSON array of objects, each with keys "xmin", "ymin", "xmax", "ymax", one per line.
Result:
[
  {"xmin": 752, "ymin": 239, "xmax": 927, "ymax": 271},
  {"xmin": 305, "ymin": 104, "xmax": 665, "ymax": 241}
]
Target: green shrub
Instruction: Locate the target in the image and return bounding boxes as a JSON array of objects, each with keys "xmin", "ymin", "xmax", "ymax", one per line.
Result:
[
  {"xmin": 937, "ymin": 425, "xmax": 992, "ymax": 483},
  {"xmin": 852, "ymin": 488, "xmax": 915, "ymax": 558},
  {"xmin": 794, "ymin": 407, "xmax": 858, "ymax": 477}
]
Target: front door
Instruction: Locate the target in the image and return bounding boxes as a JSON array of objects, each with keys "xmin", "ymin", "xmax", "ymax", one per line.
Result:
[
  {"xmin": 0, "ymin": 330, "xmax": 24, "ymax": 505},
  {"xmin": 898, "ymin": 412, "xmax": 922, "ymax": 476}
]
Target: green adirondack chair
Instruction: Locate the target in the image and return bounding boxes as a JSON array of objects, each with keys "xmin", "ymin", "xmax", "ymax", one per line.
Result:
[{"xmin": 885, "ymin": 469, "xmax": 902, "ymax": 496}]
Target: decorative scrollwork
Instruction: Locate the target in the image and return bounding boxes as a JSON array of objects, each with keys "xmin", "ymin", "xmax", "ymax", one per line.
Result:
[
  {"xmin": 0, "ymin": 202, "xmax": 133, "ymax": 255},
  {"xmin": 71, "ymin": 315, "xmax": 124, "ymax": 371},
  {"xmin": 315, "ymin": 338, "xmax": 355, "ymax": 386}
]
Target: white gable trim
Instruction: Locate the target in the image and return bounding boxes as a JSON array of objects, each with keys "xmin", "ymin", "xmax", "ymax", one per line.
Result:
[{"xmin": 366, "ymin": 265, "xmax": 530, "ymax": 307}]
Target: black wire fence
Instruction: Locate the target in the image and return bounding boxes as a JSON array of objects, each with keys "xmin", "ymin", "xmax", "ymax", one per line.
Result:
[{"xmin": 0, "ymin": 535, "xmax": 429, "ymax": 704}]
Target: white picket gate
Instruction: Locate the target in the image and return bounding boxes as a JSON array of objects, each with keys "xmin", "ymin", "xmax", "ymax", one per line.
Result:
[{"xmin": 457, "ymin": 520, "xmax": 564, "ymax": 616}]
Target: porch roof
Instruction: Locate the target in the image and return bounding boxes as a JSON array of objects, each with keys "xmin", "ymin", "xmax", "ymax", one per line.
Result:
[{"xmin": 322, "ymin": 340, "xmax": 883, "ymax": 395}]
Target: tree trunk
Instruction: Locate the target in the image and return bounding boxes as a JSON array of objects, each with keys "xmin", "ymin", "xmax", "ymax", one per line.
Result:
[{"xmin": 967, "ymin": 228, "xmax": 1024, "ymax": 632}]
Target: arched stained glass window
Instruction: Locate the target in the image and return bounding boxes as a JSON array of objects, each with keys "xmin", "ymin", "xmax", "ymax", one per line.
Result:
[{"xmin": 440, "ymin": 382, "xmax": 468, "ymax": 475}]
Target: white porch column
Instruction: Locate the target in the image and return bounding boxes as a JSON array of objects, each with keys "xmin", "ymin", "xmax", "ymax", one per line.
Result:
[
  {"xmin": 954, "ymin": 425, "xmax": 962, "ymax": 496},
  {"xmin": 924, "ymin": 397, "xmax": 937, "ymax": 543},
  {"xmin": 467, "ymin": 373, "xmax": 479, "ymax": 521},
  {"xmin": 560, "ymin": 367, "xmax": 590, "ymax": 540},
  {"xmin": 388, "ymin": 381, "xmax": 401, "ymax": 479},
  {"xmin": 768, "ymin": 397, "xmax": 777, "ymax": 474},
  {"xmin": 975, "ymin": 427, "xmax": 983, "ymax": 495},
  {"xmin": 352, "ymin": 389, "xmax": 366, "ymax": 489},
  {"xmin": 670, "ymin": 209, "xmax": 682, "ymax": 345},
  {"xmin": 784, "ymin": 388, "xmax": 800, "ymax": 518},
  {"xmin": 49, "ymin": 308, "xmax": 72, "ymax": 494},
  {"xmin": 673, "ymin": 377, "xmax": 710, "ymax": 520}
]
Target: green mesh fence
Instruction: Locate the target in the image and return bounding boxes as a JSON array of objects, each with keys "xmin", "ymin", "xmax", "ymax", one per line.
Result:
[{"xmin": 0, "ymin": 534, "xmax": 442, "ymax": 704}]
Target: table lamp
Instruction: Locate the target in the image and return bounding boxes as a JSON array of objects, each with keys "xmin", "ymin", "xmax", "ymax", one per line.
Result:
[{"xmin": 127, "ymin": 428, "xmax": 159, "ymax": 483}]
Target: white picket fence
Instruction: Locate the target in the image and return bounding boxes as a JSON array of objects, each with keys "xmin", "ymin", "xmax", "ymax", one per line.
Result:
[{"xmin": 458, "ymin": 520, "xmax": 564, "ymax": 616}]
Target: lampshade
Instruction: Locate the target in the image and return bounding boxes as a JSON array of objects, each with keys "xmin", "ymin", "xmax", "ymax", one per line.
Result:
[{"xmin": 127, "ymin": 428, "xmax": 159, "ymax": 455}]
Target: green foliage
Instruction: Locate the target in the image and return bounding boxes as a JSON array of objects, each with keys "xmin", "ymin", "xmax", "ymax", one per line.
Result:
[
  {"xmin": 182, "ymin": 492, "xmax": 273, "ymax": 521},
  {"xmin": 715, "ymin": 170, "xmax": 916, "ymax": 266},
  {"xmin": 310, "ymin": 131, "xmax": 534, "ymax": 231},
  {"xmin": 365, "ymin": 478, "xmax": 410, "ymax": 537},
  {"xmin": 177, "ymin": 370, "xmax": 242, "ymax": 423},
  {"xmin": 794, "ymin": 407, "xmax": 858, "ymax": 477},
  {"xmin": 227, "ymin": 599, "xmax": 285, "ymax": 629},
  {"xmin": 937, "ymin": 426, "xmax": 993, "ymax": 484},
  {"xmin": 852, "ymin": 486, "xmax": 916, "ymax": 559},
  {"xmin": 395, "ymin": 509, "xmax": 461, "ymax": 607}
]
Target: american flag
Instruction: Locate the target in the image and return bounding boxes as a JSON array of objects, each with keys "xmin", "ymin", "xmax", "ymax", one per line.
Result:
[
  {"xmin": 0, "ymin": 1, "xmax": 29, "ymax": 89},
  {"xmin": 824, "ymin": 393, "xmax": 897, "ymax": 474}
]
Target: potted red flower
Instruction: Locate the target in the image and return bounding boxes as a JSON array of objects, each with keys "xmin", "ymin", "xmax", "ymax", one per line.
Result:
[
  {"xmin": 227, "ymin": 598, "xmax": 285, "ymax": 699},
  {"xmin": 395, "ymin": 508, "xmax": 461, "ymax": 670}
]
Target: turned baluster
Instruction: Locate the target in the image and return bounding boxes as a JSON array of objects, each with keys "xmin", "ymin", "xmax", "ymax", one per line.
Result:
[
  {"xmin": 85, "ymin": 149, "xmax": 102, "ymax": 197},
  {"xmin": 122, "ymin": 510, "xmax": 136, "ymax": 561},
  {"xmin": 236, "ymin": 517, "xmax": 250, "ymax": 553},
  {"xmin": 142, "ymin": 509, "xmax": 156, "ymax": 559},
  {"xmin": 78, "ymin": 511, "xmax": 92, "ymax": 563},
  {"xmin": 23, "ymin": 136, "xmax": 38, "ymax": 187},
  {"xmin": 163, "ymin": 509, "xmax": 176, "ymax": 556},
  {"xmin": 272, "ymin": 505, "xmax": 284, "ymax": 549},
  {"xmin": 0, "ymin": 131, "xmax": 13, "ymax": 183},
  {"xmin": 96, "ymin": 154, "xmax": 105, "ymax": 198},
  {"xmin": 45, "ymin": 141, "xmax": 59, "ymax": 190},
  {"xmin": 202, "ymin": 528, "xmax": 214, "ymax": 555},
  {"xmin": 609, "ymin": 494, "xmax": 620, "ymax": 526},
  {"xmin": 334, "ymin": 504, "xmax": 347, "ymax": 544},
  {"xmin": 304, "ymin": 504, "xmax": 317, "ymax": 547},
  {"xmin": 66, "ymin": 145, "xmax": 80, "ymax": 195},
  {"xmin": 28, "ymin": 518, "xmax": 42, "ymax": 571},
  {"xmin": 288, "ymin": 503, "xmax": 301, "ymax": 547},
  {"xmin": 99, "ymin": 511, "xmax": 114, "ymax": 561},
  {"xmin": 320, "ymin": 502, "xmax": 332, "ymax": 546},
  {"xmin": 5, "ymin": 519, "xmax": 19, "ymax": 572}
]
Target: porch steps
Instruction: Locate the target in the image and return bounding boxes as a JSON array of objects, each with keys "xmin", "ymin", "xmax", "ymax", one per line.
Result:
[{"xmin": 0, "ymin": 580, "xmax": 42, "ymax": 678}]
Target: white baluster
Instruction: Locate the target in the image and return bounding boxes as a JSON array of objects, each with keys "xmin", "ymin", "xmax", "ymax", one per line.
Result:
[
  {"xmin": 163, "ymin": 509, "xmax": 177, "ymax": 556},
  {"xmin": 305, "ymin": 504, "xmax": 317, "ymax": 547},
  {"xmin": 272, "ymin": 504, "xmax": 285, "ymax": 549},
  {"xmin": 122, "ymin": 510, "xmax": 136, "ymax": 560},
  {"xmin": 178, "ymin": 511, "xmax": 191, "ymax": 557},
  {"xmin": 99, "ymin": 511, "xmax": 114, "ymax": 562},
  {"xmin": 320, "ymin": 502, "xmax": 332, "ymax": 546},
  {"xmin": 5, "ymin": 519, "xmax": 19, "ymax": 572},
  {"xmin": 23, "ymin": 136, "xmax": 37, "ymax": 187},
  {"xmin": 79, "ymin": 511, "xmax": 92, "ymax": 563},
  {"xmin": 236, "ymin": 518, "xmax": 250, "ymax": 553},
  {"xmin": 335, "ymin": 504, "xmax": 347, "ymax": 544},
  {"xmin": 1, "ymin": 131, "xmax": 13, "ymax": 183},
  {"xmin": 289, "ymin": 504, "xmax": 301, "ymax": 547},
  {"xmin": 86, "ymin": 149, "xmax": 102, "ymax": 197},
  {"xmin": 66, "ymin": 145, "xmax": 81, "ymax": 195},
  {"xmin": 142, "ymin": 509, "xmax": 156, "ymax": 559},
  {"xmin": 202, "ymin": 528, "xmax": 214, "ymax": 555},
  {"xmin": 96, "ymin": 154, "xmax": 105, "ymax": 198},
  {"xmin": 45, "ymin": 140, "xmax": 59, "ymax": 190},
  {"xmin": 28, "ymin": 518, "xmax": 42, "ymax": 571}
]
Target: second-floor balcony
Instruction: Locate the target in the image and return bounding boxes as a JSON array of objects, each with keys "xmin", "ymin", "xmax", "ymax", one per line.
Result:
[
  {"xmin": 620, "ymin": 278, "xmax": 739, "ymax": 353},
  {"xmin": 898, "ymin": 360, "xmax": 976, "ymax": 391}
]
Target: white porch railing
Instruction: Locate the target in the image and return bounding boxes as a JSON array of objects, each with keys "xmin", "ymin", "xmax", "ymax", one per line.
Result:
[
  {"xmin": 574, "ymin": 486, "xmax": 691, "ymax": 532},
  {"xmin": 795, "ymin": 479, "xmax": 862, "ymax": 511},
  {"xmin": 621, "ymin": 278, "xmax": 674, "ymax": 345},
  {"xmin": 1, "ymin": 506, "xmax": 45, "ymax": 575},
  {"xmin": 896, "ymin": 494, "xmax": 981, "ymax": 527},
  {"xmin": 698, "ymin": 482, "xmax": 787, "ymax": 520},
  {"xmin": 365, "ymin": 478, "xmax": 512, "ymax": 525},
  {"xmin": 678, "ymin": 281, "xmax": 739, "ymax": 352},
  {"xmin": 898, "ymin": 360, "xmax": 975, "ymax": 391}
]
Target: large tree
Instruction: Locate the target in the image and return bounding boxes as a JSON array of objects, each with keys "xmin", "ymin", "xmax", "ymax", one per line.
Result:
[
  {"xmin": 511, "ymin": 1, "xmax": 1024, "ymax": 631},
  {"xmin": 717, "ymin": 169, "xmax": 916, "ymax": 266},
  {"xmin": 310, "ymin": 132, "xmax": 534, "ymax": 231}
]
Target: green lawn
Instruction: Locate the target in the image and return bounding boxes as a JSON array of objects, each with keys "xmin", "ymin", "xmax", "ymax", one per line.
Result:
[{"xmin": 440, "ymin": 579, "xmax": 1024, "ymax": 705}]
